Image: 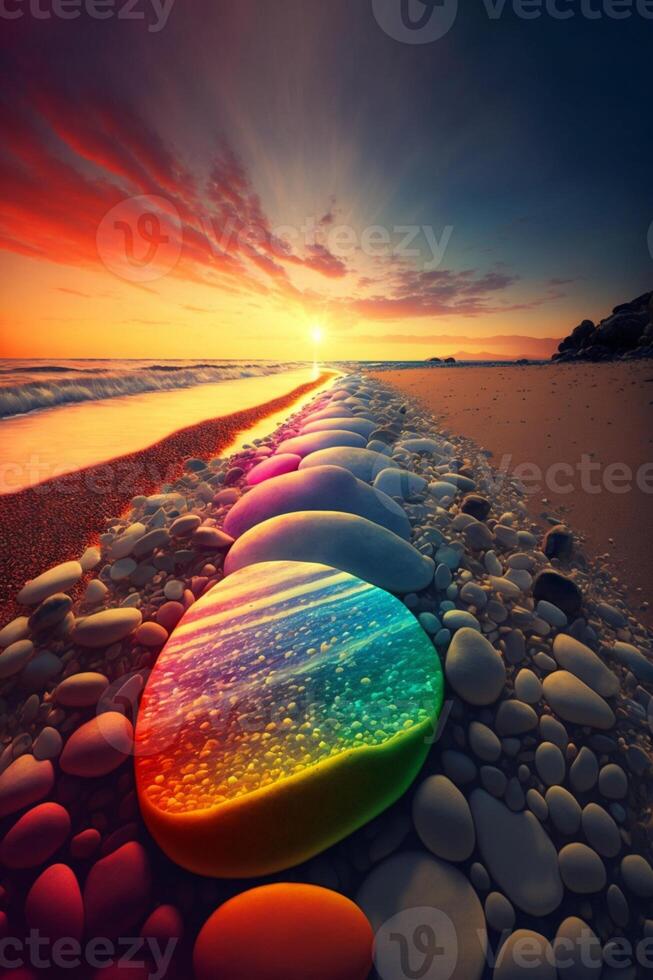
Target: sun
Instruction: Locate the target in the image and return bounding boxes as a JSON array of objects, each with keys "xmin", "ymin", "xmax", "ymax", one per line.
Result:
[{"xmin": 310, "ymin": 324, "xmax": 324, "ymax": 345}]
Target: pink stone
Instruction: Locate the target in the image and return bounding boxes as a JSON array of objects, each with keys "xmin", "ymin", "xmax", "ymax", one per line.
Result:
[
  {"xmin": 60, "ymin": 713, "xmax": 133, "ymax": 777},
  {"xmin": 25, "ymin": 864, "xmax": 83, "ymax": 942},
  {"xmin": 84, "ymin": 842, "xmax": 151, "ymax": 939},
  {"xmin": 141, "ymin": 904, "xmax": 184, "ymax": 945},
  {"xmin": 70, "ymin": 828, "xmax": 101, "ymax": 860},
  {"xmin": 246, "ymin": 453, "xmax": 302, "ymax": 485},
  {"xmin": 0, "ymin": 802, "xmax": 70, "ymax": 869}
]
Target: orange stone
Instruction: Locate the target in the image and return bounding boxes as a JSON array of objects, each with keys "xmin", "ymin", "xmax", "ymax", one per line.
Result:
[{"xmin": 193, "ymin": 883, "xmax": 373, "ymax": 980}]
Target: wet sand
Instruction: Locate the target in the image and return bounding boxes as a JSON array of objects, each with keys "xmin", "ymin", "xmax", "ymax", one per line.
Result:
[
  {"xmin": 372, "ymin": 362, "xmax": 653, "ymax": 623},
  {"xmin": 0, "ymin": 372, "xmax": 334, "ymax": 624}
]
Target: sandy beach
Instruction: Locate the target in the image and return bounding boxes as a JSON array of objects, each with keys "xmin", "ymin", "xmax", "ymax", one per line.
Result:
[{"xmin": 373, "ymin": 362, "xmax": 653, "ymax": 624}]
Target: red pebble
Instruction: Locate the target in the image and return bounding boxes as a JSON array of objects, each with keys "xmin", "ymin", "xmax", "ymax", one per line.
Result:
[
  {"xmin": 0, "ymin": 802, "xmax": 70, "ymax": 869},
  {"xmin": 141, "ymin": 904, "xmax": 184, "ymax": 945},
  {"xmin": 190, "ymin": 576, "xmax": 209, "ymax": 597},
  {"xmin": 70, "ymin": 828, "xmax": 101, "ymax": 860},
  {"xmin": 156, "ymin": 602, "xmax": 185, "ymax": 632},
  {"xmin": 0, "ymin": 756, "xmax": 54, "ymax": 818},
  {"xmin": 25, "ymin": 864, "xmax": 83, "ymax": 942},
  {"xmin": 84, "ymin": 842, "xmax": 151, "ymax": 939},
  {"xmin": 134, "ymin": 622, "xmax": 169, "ymax": 648},
  {"xmin": 193, "ymin": 883, "xmax": 373, "ymax": 980},
  {"xmin": 59, "ymin": 713, "xmax": 133, "ymax": 777}
]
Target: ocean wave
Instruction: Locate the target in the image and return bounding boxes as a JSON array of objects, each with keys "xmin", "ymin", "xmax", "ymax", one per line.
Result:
[
  {"xmin": 0, "ymin": 362, "xmax": 304, "ymax": 419},
  {"xmin": 0, "ymin": 364, "xmax": 107, "ymax": 375}
]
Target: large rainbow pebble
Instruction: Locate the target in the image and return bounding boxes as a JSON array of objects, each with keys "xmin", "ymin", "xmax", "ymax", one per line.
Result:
[{"xmin": 135, "ymin": 561, "xmax": 442, "ymax": 877}]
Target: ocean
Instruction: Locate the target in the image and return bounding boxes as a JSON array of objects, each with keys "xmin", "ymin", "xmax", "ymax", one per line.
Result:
[
  {"xmin": 0, "ymin": 356, "xmax": 530, "ymax": 495},
  {"xmin": 0, "ymin": 360, "xmax": 335, "ymax": 494}
]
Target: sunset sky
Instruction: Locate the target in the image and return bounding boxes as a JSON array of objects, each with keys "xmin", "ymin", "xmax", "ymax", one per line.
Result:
[{"xmin": 1, "ymin": 1, "xmax": 651, "ymax": 362}]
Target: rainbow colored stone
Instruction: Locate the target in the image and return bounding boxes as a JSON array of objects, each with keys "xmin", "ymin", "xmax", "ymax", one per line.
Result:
[{"xmin": 135, "ymin": 561, "xmax": 443, "ymax": 877}]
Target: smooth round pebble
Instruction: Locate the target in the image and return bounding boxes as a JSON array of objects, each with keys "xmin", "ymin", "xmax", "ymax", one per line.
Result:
[
  {"xmin": 194, "ymin": 884, "xmax": 373, "ymax": 980},
  {"xmin": 357, "ymin": 851, "xmax": 487, "ymax": 980},
  {"xmin": 494, "ymin": 930, "xmax": 556, "ymax": 979},
  {"xmin": 0, "ymin": 755, "xmax": 54, "ymax": 818},
  {"xmin": 495, "ymin": 700, "xmax": 538, "ymax": 736},
  {"xmin": 581, "ymin": 804, "xmax": 621, "ymax": 858},
  {"xmin": 546, "ymin": 787, "xmax": 581, "ymax": 835},
  {"xmin": 514, "ymin": 669, "xmax": 542, "ymax": 704},
  {"xmin": 54, "ymin": 673, "xmax": 109, "ymax": 708},
  {"xmin": 18, "ymin": 561, "xmax": 83, "ymax": 606},
  {"xmin": 542, "ymin": 672, "xmax": 615, "ymax": 730},
  {"xmin": 558, "ymin": 843, "xmax": 606, "ymax": 893},
  {"xmin": 470, "ymin": 790, "xmax": 563, "ymax": 916},
  {"xmin": 536, "ymin": 742, "xmax": 566, "ymax": 787},
  {"xmin": 484, "ymin": 892, "xmax": 515, "ymax": 932},
  {"xmin": 0, "ymin": 802, "xmax": 70, "ymax": 868},
  {"xmin": 469, "ymin": 722, "xmax": 501, "ymax": 762},
  {"xmin": 134, "ymin": 622, "xmax": 169, "ymax": 647},
  {"xmin": 552, "ymin": 634, "xmax": 619, "ymax": 698},
  {"xmin": 598, "ymin": 764, "xmax": 628, "ymax": 799},
  {"xmin": 554, "ymin": 917, "xmax": 602, "ymax": 980},
  {"xmin": 60, "ymin": 713, "xmax": 133, "ymax": 777},
  {"xmin": 164, "ymin": 580, "xmax": 185, "ymax": 601},
  {"xmin": 25, "ymin": 864, "xmax": 83, "ymax": 942},
  {"xmin": 73, "ymin": 608, "xmax": 142, "ymax": 648},
  {"xmin": 0, "ymin": 639, "xmax": 34, "ymax": 679},
  {"xmin": 620, "ymin": 854, "xmax": 653, "ymax": 897},
  {"xmin": 570, "ymin": 747, "xmax": 599, "ymax": 792},
  {"xmin": 32, "ymin": 727, "xmax": 63, "ymax": 761},
  {"xmin": 445, "ymin": 628, "xmax": 506, "ymax": 706},
  {"xmin": 412, "ymin": 775, "xmax": 475, "ymax": 862},
  {"xmin": 0, "ymin": 616, "xmax": 30, "ymax": 647},
  {"xmin": 156, "ymin": 601, "xmax": 185, "ymax": 632},
  {"xmin": 84, "ymin": 843, "xmax": 152, "ymax": 939}
]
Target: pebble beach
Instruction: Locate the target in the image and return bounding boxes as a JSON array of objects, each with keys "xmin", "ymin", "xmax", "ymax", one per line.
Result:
[{"xmin": 0, "ymin": 372, "xmax": 652, "ymax": 979}]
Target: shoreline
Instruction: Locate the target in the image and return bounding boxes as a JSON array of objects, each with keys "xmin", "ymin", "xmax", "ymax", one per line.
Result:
[
  {"xmin": 371, "ymin": 361, "xmax": 653, "ymax": 625},
  {"xmin": 0, "ymin": 371, "xmax": 333, "ymax": 624}
]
